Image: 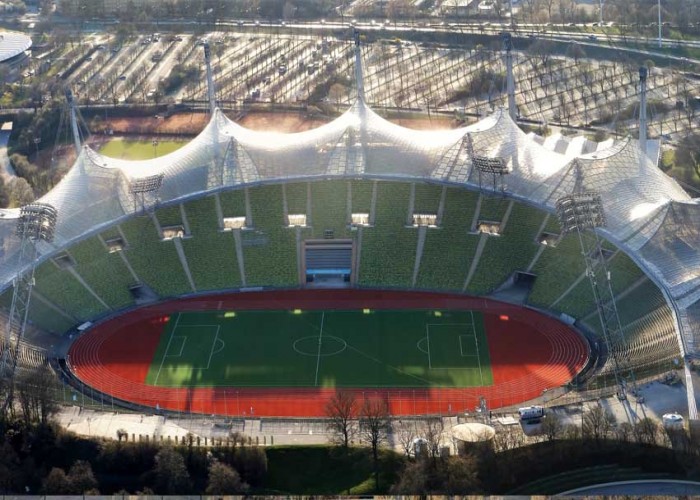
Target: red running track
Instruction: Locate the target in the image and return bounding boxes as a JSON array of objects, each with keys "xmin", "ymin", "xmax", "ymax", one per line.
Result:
[{"xmin": 67, "ymin": 290, "xmax": 589, "ymax": 417}]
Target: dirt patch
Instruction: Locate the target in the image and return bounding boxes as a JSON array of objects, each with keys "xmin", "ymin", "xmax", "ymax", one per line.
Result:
[
  {"xmin": 92, "ymin": 112, "xmax": 208, "ymax": 136},
  {"xmin": 237, "ymin": 111, "xmax": 330, "ymax": 133},
  {"xmin": 91, "ymin": 109, "xmax": 458, "ymax": 137},
  {"xmin": 390, "ymin": 115, "xmax": 457, "ymax": 130}
]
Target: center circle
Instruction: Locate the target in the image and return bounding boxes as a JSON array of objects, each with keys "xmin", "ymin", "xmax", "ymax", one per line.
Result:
[{"xmin": 293, "ymin": 335, "xmax": 348, "ymax": 357}]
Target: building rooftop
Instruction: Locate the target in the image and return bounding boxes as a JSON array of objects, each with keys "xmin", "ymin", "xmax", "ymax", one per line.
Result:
[{"xmin": 0, "ymin": 31, "xmax": 32, "ymax": 64}]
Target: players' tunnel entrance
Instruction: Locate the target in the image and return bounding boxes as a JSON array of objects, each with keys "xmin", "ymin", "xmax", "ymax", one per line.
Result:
[{"xmin": 303, "ymin": 239, "xmax": 353, "ymax": 287}]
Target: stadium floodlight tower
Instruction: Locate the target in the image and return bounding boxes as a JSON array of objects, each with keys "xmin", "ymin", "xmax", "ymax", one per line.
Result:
[
  {"xmin": 555, "ymin": 163, "xmax": 639, "ymax": 417},
  {"xmin": 203, "ymin": 41, "xmax": 217, "ymax": 115},
  {"xmin": 354, "ymin": 28, "xmax": 365, "ymax": 102},
  {"xmin": 473, "ymin": 154, "xmax": 509, "ymax": 192},
  {"xmin": 1, "ymin": 202, "xmax": 58, "ymax": 410},
  {"xmin": 638, "ymin": 66, "xmax": 648, "ymax": 162},
  {"xmin": 502, "ymin": 32, "xmax": 516, "ymax": 121},
  {"xmin": 129, "ymin": 174, "xmax": 165, "ymax": 214},
  {"xmin": 64, "ymin": 88, "xmax": 82, "ymax": 155}
]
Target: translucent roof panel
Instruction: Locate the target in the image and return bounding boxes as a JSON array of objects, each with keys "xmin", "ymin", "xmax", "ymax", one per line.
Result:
[{"xmin": 639, "ymin": 200, "xmax": 700, "ymax": 298}]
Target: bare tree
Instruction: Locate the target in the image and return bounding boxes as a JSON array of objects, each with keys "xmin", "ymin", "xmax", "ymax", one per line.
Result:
[
  {"xmin": 633, "ymin": 417, "xmax": 660, "ymax": 445},
  {"xmin": 493, "ymin": 425, "xmax": 525, "ymax": 452},
  {"xmin": 16, "ymin": 366, "xmax": 59, "ymax": 426},
  {"xmin": 582, "ymin": 405, "xmax": 615, "ymax": 443},
  {"xmin": 419, "ymin": 417, "xmax": 445, "ymax": 459},
  {"xmin": 359, "ymin": 397, "xmax": 391, "ymax": 490},
  {"xmin": 325, "ymin": 390, "xmax": 357, "ymax": 448},
  {"xmin": 393, "ymin": 419, "xmax": 418, "ymax": 457},
  {"xmin": 541, "ymin": 413, "xmax": 564, "ymax": 441}
]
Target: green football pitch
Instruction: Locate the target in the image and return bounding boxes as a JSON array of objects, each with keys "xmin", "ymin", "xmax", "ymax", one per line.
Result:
[
  {"xmin": 145, "ymin": 309, "xmax": 493, "ymax": 389},
  {"xmin": 99, "ymin": 138, "xmax": 186, "ymax": 160}
]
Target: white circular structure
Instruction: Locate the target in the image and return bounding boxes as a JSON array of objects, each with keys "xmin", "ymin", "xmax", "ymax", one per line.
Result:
[
  {"xmin": 0, "ymin": 31, "xmax": 31, "ymax": 64},
  {"xmin": 452, "ymin": 422, "xmax": 496, "ymax": 442},
  {"xmin": 662, "ymin": 413, "xmax": 684, "ymax": 428}
]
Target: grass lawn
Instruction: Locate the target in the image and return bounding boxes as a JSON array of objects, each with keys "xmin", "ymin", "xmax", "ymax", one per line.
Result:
[
  {"xmin": 145, "ymin": 309, "xmax": 493, "ymax": 389},
  {"xmin": 99, "ymin": 138, "xmax": 186, "ymax": 160},
  {"xmin": 262, "ymin": 446, "xmax": 403, "ymax": 494}
]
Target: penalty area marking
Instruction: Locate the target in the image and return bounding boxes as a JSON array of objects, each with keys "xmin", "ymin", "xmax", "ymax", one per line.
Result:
[
  {"xmin": 426, "ymin": 323, "xmax": 483, "ymax": 377},
  {"xmin": 153, "ymin": 312, "xmax": 181, "ymax": 385},
  {"xmin": 167, "ymin": 336, "xmax": 187, "ymax": 357}
]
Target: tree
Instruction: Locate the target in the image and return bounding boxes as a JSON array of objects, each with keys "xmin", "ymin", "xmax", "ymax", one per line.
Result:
[
  {"xmin": 0, "ymin": 441, "xmax": 21, "ymax": 492},
  {"xmin": 444, "ymin": 455, "xmax": 481, "ymax": 494},
  {"xmin": 0, "ymin": 175, "xmax": 8, "ymax": 209},
  {"xmin": 566, "ymin": 43, "xmax": 586, "ymax": 64},
  {"xmin": 542, "ymin": 413, "xmax": 564, "ymax": 441},
  {"xmin": 391, "ymin": 458, "xmax": 430, "ymax": 494},
  {"xmin": 582, "ymin": 405, "xmax": 615, "ymax": 443},
  {"xmin": 7, "ymin": 177, "xmax": 35, "ymax": 207},
  {"xmin": 153, "ymin": 446, "xmax": 192, "ymax": 494},
  {"xmin": 206, "ymin": 461, "xmax": 248, "ymax": 495},
  {"xmin": 359, "ymin": 397, "xmax": 390, "ymax": 490},
  {"xmin": 393, "ymin": 419, "xmax": 418, "ymax": 457},
  {"xmin": 492, "ymin": 425, "xmax": 524, "ymax": 452},
  {"xmin": 16, "ymin": 366, "xmax": 59, "ymax": 426},
  {"xmin": 41, "ymin": 468, "xmax": 71, "ymax": 494},
  {"xmin": 67, "ymin": 460, "xmax": 98, "ymax": 494},
  {"xmin": 325, "ymin": 390, "xmax": 357, "ymax": 448},
  {"xmin": 420, "ymin": 417, "xmax": 445, "ymax": 459},
  {"xmin": 676, "ymin": 133, "xmax": 700, "ymax": 179},
  {"xmin": 633, "ymin": 417, "xmax": 660, "ymax": 445}
]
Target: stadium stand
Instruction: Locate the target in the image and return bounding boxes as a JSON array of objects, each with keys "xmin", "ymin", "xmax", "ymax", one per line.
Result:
[
  {"xmin": 285, "ymin": 182, "xmax": 309, "ymax": 216},
  {"xmin": 119, "ymin": 215, "xmax": 192, "ymax": 297},
  {"xmin": 612, "ymin": 279, "xmax": 671, "ymax": 327},
  {"xmin": 358, "ymin": 182, "xmax": 417, "ymax": 287},
  {"xmin": 32, "ymin": 259, "xmax": 107, "ymax": 321},
  {"xmin": 67, "ymin": 236, "xmax": 135, "ymax": 310},
  {"xmin": 467, "ymin": 202, "xmax": 545, "ymax": 295},
  {"xmin": 350, "ymin": 179, "xmax": 374, "ymax": 213},
  {"xmin": 527, "ymin": 233, "xmax": 589, "ymax": 309},
  {"xmin": 310, "ymin": 179, "xmax": 351, "ymax": 239},
  {"xmin": 181, "ymin": 196, "xmax": 242, "ymax": 292},
  {"xmin": 218, "ymin": 189, "xmax": 247, "ymax": 221},
  {"xmin": 413, "ymin": 183, "xmax": 443, "ymax": 214},
  {"xmin": 242, "ymin": 184, "xmax": 299, "ymax": 287},
  {"xmin": 416, "ymin": 188, "xmax": 479, "ymax": 290},
  {"xmin": 25, "ymin": 293, "xmax": 76, "ymax": 335},
  {"xmin": 553, "ymin": 251, "xmax": 645, "ymax": 319}
]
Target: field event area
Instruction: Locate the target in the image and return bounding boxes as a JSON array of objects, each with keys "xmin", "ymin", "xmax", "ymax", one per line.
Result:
[
  {"xmin": 67, "ymin": 290, "xmax": 588, "ymax": 417},
  {"xmin": 145, "ymin": 309, "xmax": 493, "ymax": 389}
]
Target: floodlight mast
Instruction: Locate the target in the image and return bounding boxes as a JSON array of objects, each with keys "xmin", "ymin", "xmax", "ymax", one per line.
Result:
[
  {"xmin": 353, "ymin": 29, "xmax": 365, "ymax": 102},
  {"xmin": 129, "ymin": 174, "xmax": 164, "ymax": 214},
  {"xmin": 2, "ymin": 203, "xmax": 58, "ymax": 412},
  {"xmin": 64, "ymin": 88, "xmax": 82, "ymax": 155},
  {"xmin": 556, "ymin": 163, "xmax": 638, "ymax": 418},
  {"xmin": 638, "ymin": 67, "xmax": 648, "ymax": 163},
  {"xmin": 658, "ymin": 0, "xmax": 662, "ymax": 48},
  {"xmin": 473, "ymin": 154, "xmax": 509, "ymax": 192},
  {"xmin": 502, "ymin": 32, "xmax": 517, "ymax": 121},
  {"xmin": 203, "ymin": 41, "xmax": 217, "ymax": 115}
]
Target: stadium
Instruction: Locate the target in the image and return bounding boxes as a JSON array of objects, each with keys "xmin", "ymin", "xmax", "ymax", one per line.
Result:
[{"xmin": 0, "ymin": 37, "xmax": 696, "ymax": 420}]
